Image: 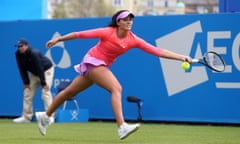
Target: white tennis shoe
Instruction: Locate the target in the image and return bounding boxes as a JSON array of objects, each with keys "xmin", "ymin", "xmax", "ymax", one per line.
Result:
[
  {"xmin": 13, "ymin": 116, "xmax": 31, "ymax": 123},
  {"xmin": 35, "ymin": 112, "xmax": 50, "ymax": 136},
  {"xmin": 118, "ymin": 122, "xmax": 140, "ymax": 140}
]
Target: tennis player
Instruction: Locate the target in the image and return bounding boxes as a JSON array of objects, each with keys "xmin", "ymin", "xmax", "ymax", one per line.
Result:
[{"xmin": 36, "ymin": 10, "xmax": 192, "ymax": 140}]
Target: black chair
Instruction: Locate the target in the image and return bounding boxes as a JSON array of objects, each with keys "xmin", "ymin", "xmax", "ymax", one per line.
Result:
[
  {"xmin": 126, "ymin": 96, "xmax": 143, "ymax": 122},
  {"xmin": 57, "ymin": 81, "xmax": 79, "ymax": 110}
]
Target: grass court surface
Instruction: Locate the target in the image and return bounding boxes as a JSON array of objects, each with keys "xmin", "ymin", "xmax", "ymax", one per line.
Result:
[{"xmin": 1, "ymin": 119, "xmax": 240, "ymax": 144}]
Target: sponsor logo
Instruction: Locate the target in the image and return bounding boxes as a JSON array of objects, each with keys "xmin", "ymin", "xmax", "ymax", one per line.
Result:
[
  {"xmin": 45, "ymin": 32, "xmax": 71, "ymax": 69},
  {"xmin": 45, "ymin": 32, "xmax": 72, "ymax": 89},
  {"xmin": 156, "ymin": 21, "xmax": 240, "ymax": 96},
  {"xmin": 71, "ymin": 110, "xmax": 79, "ymax": 120}
]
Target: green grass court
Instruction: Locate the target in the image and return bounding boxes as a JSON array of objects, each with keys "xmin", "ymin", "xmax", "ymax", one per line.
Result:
[{"xmin": 0, "ymin": 119, "xmax": 240, "ymax": 144}]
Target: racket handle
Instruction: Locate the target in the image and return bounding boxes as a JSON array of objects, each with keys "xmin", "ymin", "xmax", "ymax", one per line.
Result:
[{"xmin": 192, "ymin": 59, "xmax": 199, "ymax": 63}]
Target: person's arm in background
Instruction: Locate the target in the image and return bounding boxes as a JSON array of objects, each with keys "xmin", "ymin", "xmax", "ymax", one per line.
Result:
[{"xmin": 16, "ymin": 53, "xmax": 30, "ymax": 89}]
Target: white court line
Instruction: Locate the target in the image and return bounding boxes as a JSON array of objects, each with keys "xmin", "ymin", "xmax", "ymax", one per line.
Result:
[{"xmin": 216, "ymin": 82, "xmax": 240, "ymax": 88}]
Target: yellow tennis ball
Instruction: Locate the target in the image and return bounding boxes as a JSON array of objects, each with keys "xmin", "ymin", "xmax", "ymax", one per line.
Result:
[{"xmin": 182, "ymin": 62, "xmax": 190, "ymax": 70}]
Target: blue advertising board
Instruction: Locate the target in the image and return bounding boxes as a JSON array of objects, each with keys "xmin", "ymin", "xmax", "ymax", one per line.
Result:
[
  {"xmin": 219, "ymin": 0, "xmax": 240, "ymax": 12},
  {"xmin": 0, "ymin": 13, "xmax": 240, "ymax": 124},
  {"xmin": 0, "ymin": 0, "xmax": 48, "ymax": 20}
]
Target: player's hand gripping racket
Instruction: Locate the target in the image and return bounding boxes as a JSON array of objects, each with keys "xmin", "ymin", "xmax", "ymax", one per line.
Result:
[{"xmin": 191, "ymin": 51, "xmax": 225, "ymax": 72}]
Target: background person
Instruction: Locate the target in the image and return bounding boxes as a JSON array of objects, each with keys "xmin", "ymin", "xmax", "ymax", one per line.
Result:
[
  {"xmin": 36, "ymin": 10, "xmax": 192, "ymax": 139},
  {"xmin": 13, "ymin": 38, "xmax": 54, "ymax": 123}
]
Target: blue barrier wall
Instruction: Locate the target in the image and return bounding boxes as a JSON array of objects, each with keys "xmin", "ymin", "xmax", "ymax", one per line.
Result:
[
  {"xmin": 0, "ymin": 0, "xmax": 48, "ymax": 20},
  {"xmin": 219, "ymin": 0, "xmax": 240, "ymax": 12},
  {"xmin": 1, "ymin": 13, "xmax": 240, "ymax": 124}
]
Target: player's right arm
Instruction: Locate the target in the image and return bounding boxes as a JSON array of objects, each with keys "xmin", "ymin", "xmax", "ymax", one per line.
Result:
[
  {"xmin": 46, "ymin": 28, "xmax": 108, "ymax": 49},
  {"xmin": 46, "ymin": 32, "xmax": 77, "ymax": 48}
]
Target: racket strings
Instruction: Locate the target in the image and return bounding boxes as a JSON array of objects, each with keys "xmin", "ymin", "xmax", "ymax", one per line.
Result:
[{"xmin": 204, "ymin": 53, "xmax": 225, "ymax": 71}]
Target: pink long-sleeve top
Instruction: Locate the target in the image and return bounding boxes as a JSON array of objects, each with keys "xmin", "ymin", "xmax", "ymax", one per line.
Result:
[{"xmin": 75, "ymin": 27, "xmax": 162, "ymax": 66}]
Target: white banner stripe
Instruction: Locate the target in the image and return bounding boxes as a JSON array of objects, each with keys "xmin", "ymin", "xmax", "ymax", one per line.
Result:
[{"xmin": 216, "ymin": 82, "xmax": 240, "ymax": 88}]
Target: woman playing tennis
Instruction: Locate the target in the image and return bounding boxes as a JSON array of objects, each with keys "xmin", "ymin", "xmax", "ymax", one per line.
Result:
[{"xmin": 36, "ymin": 9, "xmax": 192, "ymax": 140}]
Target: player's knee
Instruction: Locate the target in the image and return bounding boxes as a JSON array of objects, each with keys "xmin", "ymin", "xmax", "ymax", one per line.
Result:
[{"xmin": 110, "ymin": 85, "xmax": 122, "ymax": 96}]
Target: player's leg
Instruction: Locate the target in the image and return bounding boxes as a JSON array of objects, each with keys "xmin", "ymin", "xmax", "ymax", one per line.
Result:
[
  {"xmin": 36, "ymin": 75, "xmax": 93, "ymax": 135},
  {"xmin": 87, "ymin": 66, "xmax": 140, "ymax": 139},
  {"xmin": 87, "ymin": 66, "xmax": 123, "ymax": 126},
  {"xmin": 46, "ymin": 75, "xmax": 93, "ymax": 117}
]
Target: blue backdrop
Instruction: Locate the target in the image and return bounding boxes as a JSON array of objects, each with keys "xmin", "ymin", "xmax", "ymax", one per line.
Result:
[
  {"xmin": 219, "ymin": 0, "xmax": 240, "ymax": 12},
  {"xmin": 1, "ymin": 13, "xmax": 240, "ymax": 124},
  {"xmin": 0, "ymin": 0, "xmax": 48, "ymax": 20}
]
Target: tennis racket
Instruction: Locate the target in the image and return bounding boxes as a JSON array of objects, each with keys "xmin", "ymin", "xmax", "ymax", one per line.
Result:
[{"xmin": 191, "ymin": 51, "xmax": 225, "ymax": 72}]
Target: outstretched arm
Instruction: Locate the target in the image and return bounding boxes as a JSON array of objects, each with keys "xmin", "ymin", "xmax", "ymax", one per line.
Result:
[
  {"xmin": 46, "ymin": 28, "xmax": 109, "ymax": 49},
  {"xmin": 160, "ymin": 49, "xmax": 192, "ymax": 63},
  {"xmin": 46, "ymin": 32, "xmax": 77, "ymax": 48},
  {"xmin": 136, "ymin": 37, "xmax": 192, "ymax": 63}
]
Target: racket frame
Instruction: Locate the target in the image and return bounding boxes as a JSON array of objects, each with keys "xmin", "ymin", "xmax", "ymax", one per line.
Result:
[{"xmin": 191, "ymin": 51, "xmax": 225, "ymax": 72}]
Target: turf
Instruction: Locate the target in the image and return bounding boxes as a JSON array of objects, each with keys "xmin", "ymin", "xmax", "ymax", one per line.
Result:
[{"xmin": 1, "ymin": 119, "xmax": 240, "ymax": 144}]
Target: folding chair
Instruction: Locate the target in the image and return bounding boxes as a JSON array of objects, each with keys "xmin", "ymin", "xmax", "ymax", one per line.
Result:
[
  {"xmin": 126, "ymin": 96, "xmax": 143, "ymax": 122},
  {"xmin": 57, "ymin": 81, "xmax": 79, "ymax": 110}
]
